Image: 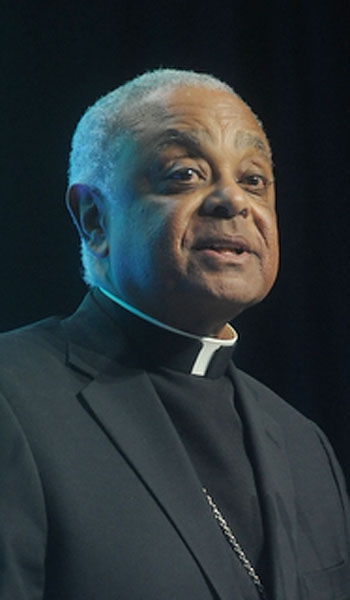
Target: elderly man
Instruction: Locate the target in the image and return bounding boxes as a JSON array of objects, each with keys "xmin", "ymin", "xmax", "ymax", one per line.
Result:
[{"xmin": 0, "ymin": 69, "xmax": 349, "ymax": 600}]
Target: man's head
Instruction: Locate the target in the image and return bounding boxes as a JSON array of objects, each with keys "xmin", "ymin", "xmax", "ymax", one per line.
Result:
[{"xmin": 67, "ymin": 68, "xmax": 279, "ymax": 337}]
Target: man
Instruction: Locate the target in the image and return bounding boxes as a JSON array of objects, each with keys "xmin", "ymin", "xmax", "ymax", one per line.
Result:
[{"xmin": 0, "ymin": 69, "xmax": 349, "ymax": 599}]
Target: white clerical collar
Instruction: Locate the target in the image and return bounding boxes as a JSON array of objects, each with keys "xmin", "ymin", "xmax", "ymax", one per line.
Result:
[{"xmin": 99, "ymin": 286, "xmax": 238, "ymax": 376}]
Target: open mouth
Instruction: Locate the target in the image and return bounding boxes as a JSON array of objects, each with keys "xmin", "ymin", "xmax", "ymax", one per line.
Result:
[
  {"xmin": 206, "ymin": 243, "xmax": 248, "ymax": 255},
  {"xmin": 194, "ymin": 237, "xmax": 251, "ymax": 256}
]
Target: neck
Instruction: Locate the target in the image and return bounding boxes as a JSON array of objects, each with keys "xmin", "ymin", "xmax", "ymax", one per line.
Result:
[{"xmin": 99, "ymin": 286, "xmax": 237, "ymax": 343}]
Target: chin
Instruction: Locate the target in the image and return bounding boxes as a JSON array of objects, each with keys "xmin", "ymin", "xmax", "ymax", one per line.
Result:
[
  {"xmin": 205, "ymin": 282, "xmax": 272, "ymax": 318},
  {"xmin": 205, "ymin": 280, "xmax": 268, "ymax": 303}
]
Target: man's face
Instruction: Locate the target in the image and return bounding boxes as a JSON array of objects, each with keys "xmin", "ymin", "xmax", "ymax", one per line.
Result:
[{"xmin": 103, "ymin": 86, "xmax": 279, "ymax": 336}]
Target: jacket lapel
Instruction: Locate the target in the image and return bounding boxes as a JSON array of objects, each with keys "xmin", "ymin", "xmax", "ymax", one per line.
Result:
[
  {"xmin": 65, "ymin": 341, "xmax": 244, "ymax": 599},
  {"xmin": 230, "ymin": 364, "xmax": 300, "ymax": 600}
]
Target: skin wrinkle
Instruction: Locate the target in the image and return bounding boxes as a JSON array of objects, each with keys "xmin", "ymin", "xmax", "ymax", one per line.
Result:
[
  {"xmin": 69, "ymin": 85, "xmax": 279, "ymax": 337},
  {"xmin": 138, "ymin": 129, "xmax": 274, "ymax": 198},
  {"xmin": 145, "ymin": 129, "xmax": 272, "ymax": 170},
  {"xmin": 164, "ymin": 94, "xmax": 270, "ymax": 155},
  {"xmin": 234, "ymin": 131, "xmax": 272, "ymax": 163},
  {"xmin": 129, "ymin": 88, "xmax": 272, "ymax": 163}
]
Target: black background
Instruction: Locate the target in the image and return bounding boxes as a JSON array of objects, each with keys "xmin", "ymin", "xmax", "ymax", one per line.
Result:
[{"xmin": 1, "ymin": 0, "xmax": 349, "ymax": 485}]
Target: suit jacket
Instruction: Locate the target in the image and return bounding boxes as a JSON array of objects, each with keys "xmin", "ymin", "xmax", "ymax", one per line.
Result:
[{"xmin": 0, "ymin": 292, "xmax": 349, "ymax": 600}]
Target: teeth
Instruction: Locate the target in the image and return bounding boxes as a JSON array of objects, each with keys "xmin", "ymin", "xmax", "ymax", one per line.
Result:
[
  {"xmin": 210, "ymin": 246, "xmax": 243, "ymax": 254},
  {"xmin": 211, "ymin": 247, "xmax": 232, "ymax": 253},
  {"xmin": 204, "ymin": 243, "xmax": 248, "ymax": 254}
]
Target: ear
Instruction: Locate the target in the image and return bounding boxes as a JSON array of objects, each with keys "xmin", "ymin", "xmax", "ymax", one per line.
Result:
[{"xmin": 66, "ymin": 184, "xmax": 109, "ymax": 258}]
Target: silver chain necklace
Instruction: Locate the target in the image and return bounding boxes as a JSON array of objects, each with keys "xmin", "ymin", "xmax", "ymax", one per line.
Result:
[{"xmin": 203, "ymin": 488, "xmax": 267, "ymax": 599}]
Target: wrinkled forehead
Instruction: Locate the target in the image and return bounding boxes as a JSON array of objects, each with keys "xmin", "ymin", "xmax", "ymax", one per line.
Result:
[{"xmin": 119, "ymin": 85, "xmax": 271, "ymax": 161}]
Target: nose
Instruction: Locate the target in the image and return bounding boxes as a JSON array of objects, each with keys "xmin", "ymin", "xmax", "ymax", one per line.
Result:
[{"xmin": 199, "ymin": 180, "xmax": 248, "ymax": 220}]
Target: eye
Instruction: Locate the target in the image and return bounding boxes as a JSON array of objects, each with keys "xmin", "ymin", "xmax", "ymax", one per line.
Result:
[
  {"xmin": 166, "ymin": 166, "xmax": 202, "ymax": 182},
  {"xmin": 237, "ymin": 173, "xmax": 270, "ymax": 195}
]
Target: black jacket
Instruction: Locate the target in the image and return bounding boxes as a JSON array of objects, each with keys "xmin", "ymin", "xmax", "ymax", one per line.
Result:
[{"xmin": 0, "ymin": 292, "xmax": 349, "ymax": 599}]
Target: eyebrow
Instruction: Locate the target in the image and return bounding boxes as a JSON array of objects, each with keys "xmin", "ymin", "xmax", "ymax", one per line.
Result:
[
  {"xmin": 148, "ymin": 127, "xmax": 272, "ymax": 164},
  {"xmin": 153, "ymin": 129, "xmax": 202, "ymax": 155},
  {"xmin": 234, "ymin": 131, "xmax": 272, "ymax": 162}
]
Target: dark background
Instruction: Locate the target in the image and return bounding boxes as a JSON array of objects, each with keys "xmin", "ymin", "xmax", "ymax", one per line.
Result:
[{"xmin": 1, "ymin": 1, "xmax": 349, "ymax": 486}]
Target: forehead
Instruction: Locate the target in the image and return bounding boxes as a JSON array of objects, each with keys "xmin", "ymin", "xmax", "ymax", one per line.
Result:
[{"xmin": 132, "ymin": 86, "xmax": 271, "ymax": 161}]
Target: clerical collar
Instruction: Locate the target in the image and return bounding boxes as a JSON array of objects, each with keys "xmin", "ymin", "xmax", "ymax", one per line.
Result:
[{"xmin": 98, "ymin": 286, "xmax": 238, "ymax": 377}]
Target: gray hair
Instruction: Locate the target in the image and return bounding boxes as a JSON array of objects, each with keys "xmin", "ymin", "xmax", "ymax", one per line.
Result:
[
  {"xmin": 67, "ymin": 68, "xmax": 257, "ymax": 285},
  {"xmin": 68, "ymin": 69, "xmax": 241, "ymax": 190}
]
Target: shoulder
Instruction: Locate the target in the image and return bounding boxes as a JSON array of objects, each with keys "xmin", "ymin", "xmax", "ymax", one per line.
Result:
[
  {"xmin": 233, "ymin": 365, "xmax": 348, "ymax": 493},
  {"xmin": 234, "ymin": 365, "xmax": 350, "ymax": 537},
  {"xmin": 0, "ymin": 317, "xmax": 66, "ymax": 366},
  {"xmin": 233, "ymin": 365, "xmax": 308, "ymax": 426},
  {"xmin": 0, "ymin": 317, "xmax": 72, "ymax": 410},
  {"xmin": 232, "ymin": 365, "xmax": 346, "ymax": 479}
]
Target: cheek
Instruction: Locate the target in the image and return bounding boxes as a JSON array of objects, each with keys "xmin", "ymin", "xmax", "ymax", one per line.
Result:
[
  {"xmin": 108, "ymin": 195, "xmax": 197, "ymax": 286},
  {"xmin": 143, "ymin": 200, "xmax": 190, "ymax": 258},
  {"xmin": 264, "ymin": 221, "xmax": 280, "ymax": 284},
  {"xmin": 255, "ymin": 210, "xmax": 279, "ymax": 270}
]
